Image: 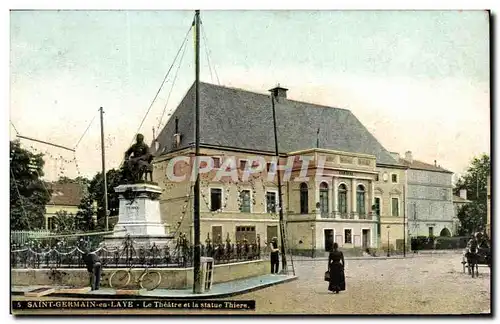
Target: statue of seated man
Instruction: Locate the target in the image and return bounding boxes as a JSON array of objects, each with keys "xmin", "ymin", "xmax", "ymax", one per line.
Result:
[{"xmin": 124, "ymin": 133, "xmax": 152, "ymax": 181}]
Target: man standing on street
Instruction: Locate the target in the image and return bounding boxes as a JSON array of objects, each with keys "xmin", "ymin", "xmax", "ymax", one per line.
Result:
[
  {"xmin": 83, "ymin": 249, "xmax": 102, "ymax": 291},
  {"xmin": 269, "ymin": 237, "xmax": 280, "ymax": 274}
]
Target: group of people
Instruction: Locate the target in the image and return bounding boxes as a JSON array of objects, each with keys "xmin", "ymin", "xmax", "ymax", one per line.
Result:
[{"xmin": 267, "ymin": 239, "xmax": 346, "ymax": 294}]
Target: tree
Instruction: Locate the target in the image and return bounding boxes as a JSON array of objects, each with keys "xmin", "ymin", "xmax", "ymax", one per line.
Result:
[
  {"xmin": 88, "ymin": 168, "xmax": 123, "ymax": 231},
  {"xmin": 53, "ymin": 210, "xmax": 76, "ymax": 233},
  {"xmin": 10, "ymin": 140, "xmax": 52, "ymax": 230},
  {"xmin": 456, "ymin": 200, "xmax": 486, "ymax": 236},
  {"xmin": 454, "ymin": 153, "xmax": 490, "ymax": 235},
  {"xmin": 75, "ymin": 194, "xmax": 96, "ymax": 232}
]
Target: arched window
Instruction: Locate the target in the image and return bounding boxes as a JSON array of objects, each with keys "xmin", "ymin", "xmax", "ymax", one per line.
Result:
[
  {"xmin": 338, "ymin": 184, "xmax": 347, "ymax": 215},
  {"xmin": 357, "ymin": 185, "xmax": 366, "ymax": 215},
  {"xmin": 300, "ymin": 183, "xmax": 309, "ymax": 214},
  {"xmin": 319, "ymin": 182, "xmax": 329, "ymax": 216}
]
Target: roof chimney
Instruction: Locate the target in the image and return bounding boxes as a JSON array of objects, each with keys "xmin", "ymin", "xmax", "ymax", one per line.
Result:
[
  {"xmin": 269, "ymin": 84, "xmax": 288, "ymax": 100},
  {"xmin": 389, "ymin": 151, "xmax": 400, "ymax": 161},
  {"xmin": 405, "ymin": 151, "xmax": 413, "ymax": 163},
  {"xmin": 459, "ymin": 189, "xmax": 467, "ymax": 200}
]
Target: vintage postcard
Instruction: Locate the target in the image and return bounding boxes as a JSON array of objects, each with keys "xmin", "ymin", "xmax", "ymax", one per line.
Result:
[{"xmin": 9, "ymin": 8, "xmax": 491, "ymax": 316}]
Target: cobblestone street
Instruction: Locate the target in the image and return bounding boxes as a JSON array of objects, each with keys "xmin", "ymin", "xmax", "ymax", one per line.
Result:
[
  {"xmin": 233, "ymin": 253, "xmax": 491, "ymax": 315},
  {"xmin": 12, "ymin": 252, "xmax": 491, "ymax": 315}
]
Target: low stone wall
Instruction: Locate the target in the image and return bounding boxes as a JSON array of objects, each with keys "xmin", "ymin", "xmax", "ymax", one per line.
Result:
[{"xmin": 11, "ymin": 260, "xmax": 270, "ymax": 290}]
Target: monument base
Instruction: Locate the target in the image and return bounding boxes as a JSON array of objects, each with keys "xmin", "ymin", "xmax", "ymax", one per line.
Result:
[{"xmin": 103, "ymin": 183, "xmax": 175, "ymax": 250}]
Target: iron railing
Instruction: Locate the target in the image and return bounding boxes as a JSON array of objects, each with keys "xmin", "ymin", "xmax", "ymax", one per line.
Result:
[{"xmin": 10, "ymin": 234, "xmax": 261, "ymax": 269}]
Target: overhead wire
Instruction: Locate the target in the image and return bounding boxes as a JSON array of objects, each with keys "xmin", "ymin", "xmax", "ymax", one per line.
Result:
[
  {"xmin": 74, "ymin": 110, "xmax": 98, "ymax": 150},
  {"xmin": 156, "ymin": 34, "xmax": 189, "ymax": 134},
  {"xmin": 10, "ymin": 121, "xmax": 20, "ymax": 136},
  {"xmin": 35, "ymin": 169, "xmax": 56, "ymax": 209},
  {"xmin": 201, "ymin": 23, "xmax": 214, "ymax": 83},
  {"xmin": 201, "ymin": 21, "xmax": 220, "ymax": 85},
  {"xmin": 124, "ymin": 23, "xmax": 194, "ymax": 163}
]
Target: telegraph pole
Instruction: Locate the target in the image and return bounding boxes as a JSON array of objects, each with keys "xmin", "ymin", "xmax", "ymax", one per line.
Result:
[
  {"xmin": 192, "ymin": 10, "xmax": 202, "ymax": 294},
  {"xmin": 270, "ymin": 91, "xmax": 287, "ymax": 273},
  {"xmin": 99, "ymin": 107, "xmax": 109, "ymax": 231}
]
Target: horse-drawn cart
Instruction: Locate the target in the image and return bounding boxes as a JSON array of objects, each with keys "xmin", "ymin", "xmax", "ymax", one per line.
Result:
[{"xmin": 461, "ymin": 246, "xmax": 491, "ymax": 278}]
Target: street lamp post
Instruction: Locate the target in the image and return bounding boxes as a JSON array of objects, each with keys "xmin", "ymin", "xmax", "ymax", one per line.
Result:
[{"xmin": 387, "ymin": 225, "xmax": 391, "ymax": 257}]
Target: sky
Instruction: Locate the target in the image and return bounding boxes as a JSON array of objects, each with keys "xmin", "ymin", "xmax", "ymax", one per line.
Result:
[{"xmin": 9, "ymin": 10, "xmax": 490, "ymax": 182}]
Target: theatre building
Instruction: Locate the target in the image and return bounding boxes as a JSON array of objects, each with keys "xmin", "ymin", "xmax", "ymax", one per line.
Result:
[{"xmin": 152, "ymin": 82, "xmax": 407, "ymax": 254}]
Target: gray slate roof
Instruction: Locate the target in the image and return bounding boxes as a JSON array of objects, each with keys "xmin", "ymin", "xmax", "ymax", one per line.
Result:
[{"xmin": 155, "ymin": 82, "xmax": 399, "ymax": 166}]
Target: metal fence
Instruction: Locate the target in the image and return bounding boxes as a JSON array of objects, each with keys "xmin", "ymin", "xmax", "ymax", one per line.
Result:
[
  {"xmin": 11, "ymin": 230, "xmax": 53, "ymax": 245},
  {"xmin": 11, "ymin": 234, "xmax": 261, "ymax": 269}
]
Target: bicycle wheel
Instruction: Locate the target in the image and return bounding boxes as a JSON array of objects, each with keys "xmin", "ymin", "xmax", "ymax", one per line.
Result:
[
  {"xmin": 109, "ymin": 270, "xmax": 131, "ymax": 289},
  {"xmin": 140, "ymin": 271, "xmax": 161, "ymax": 290}
]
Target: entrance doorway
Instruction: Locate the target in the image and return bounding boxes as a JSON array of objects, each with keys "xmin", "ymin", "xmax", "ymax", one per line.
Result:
[
  {"xmin": 267, "ymin": 225, "xmax": 278, "ymax": 244},
  {"xmin": 212, "ymin": 226, "xmax": 222, "ymax": 244},
  {"xmin": 362, "ymin": 229, "xmax": 370, "ymax": 248},
  {"xmin": 324, "ymin": 229, "xmax": 334, "ymax": 252}
]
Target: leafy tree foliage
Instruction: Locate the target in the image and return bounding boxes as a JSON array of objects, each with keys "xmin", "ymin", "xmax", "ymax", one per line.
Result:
[
  {"xmin": 53, "ymin": 210, "xmax": 76, "ymax": 233},
  {"xmin": 10, "ymin": 140, "xmax": 52, "ymax": 230},
  {"xmin": 88, "ymin": 169, "xmax": 123, "ymax": 231},
  {"xmin": 454, "ymin": 154, "xmax": 490, "ymax": 235},
  {"xmin": 74, "ymin": 194, "xmax": 96, "ymax": 232}
]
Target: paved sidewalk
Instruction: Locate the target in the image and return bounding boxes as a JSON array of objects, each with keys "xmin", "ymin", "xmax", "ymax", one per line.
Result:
[{"xmin": 12, "ymin": 274, "xmax": 297, "ymax": 299}]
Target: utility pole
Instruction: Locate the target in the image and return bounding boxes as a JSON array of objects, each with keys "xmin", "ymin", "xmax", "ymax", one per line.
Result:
[
  {"xmin": 270, "ymin": 90, "xmax": 287, "ymax": 274},
  {"xmin": 192, "ymin": 9, "xmax": 202, "ymax": 294},
  {"xmin": 403, "ymin": 184, "xmax": 406, "ymax": 257},
  {"xmin": 99, "ymin": 107, "xmax": 109, "ymax": 232}
]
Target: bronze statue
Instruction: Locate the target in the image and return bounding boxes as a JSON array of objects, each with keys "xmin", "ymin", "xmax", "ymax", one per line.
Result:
[{"xmin": 122, "ymin": 134, "xmax": 154, "ymax": 183}]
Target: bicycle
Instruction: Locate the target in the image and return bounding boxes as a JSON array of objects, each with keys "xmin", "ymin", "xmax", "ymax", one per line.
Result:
[{"xmin": 108, "ymin": 263, "xmax": 162, "ymax": 290}]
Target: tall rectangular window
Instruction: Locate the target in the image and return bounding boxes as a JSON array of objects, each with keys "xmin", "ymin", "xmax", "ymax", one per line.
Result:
[
  {"xmin": 266, "ymin": 191, "xmax": 277, "ymax": 213},
  {"xmin": 213, "ymin": 157, "xmax": 221, "ymax": 168},
  {"xmin": 239, "ymin": 159, "xmax": 248, "ymax": 170},
  {"xmin": 239, "ymin": 190, "xmax": 251, "ymax": 213},
  {"xmin": 338, "ymin": 184, "xmax": 347, "ymax": 214},
  {"xmin": 210, "ymin": 188, "xmax": 222, "ymax": 211},
  {"xmin": 319, "ymin": 183, "xmax": 329, "ymax": 216},
  {"xmin": 344, "ymin": 229, "xmax": 352, "ymax": 244},
  {"xmin": 300, "ymin": 183, "xmax": 309, "ymax": 214},
  {"xmin": 374, "ymin": 197, "xmax": 381, "ymax": 216},
  {"xmin": 391, "ymin": 198, "xmax": 399, "ymax": 216}
]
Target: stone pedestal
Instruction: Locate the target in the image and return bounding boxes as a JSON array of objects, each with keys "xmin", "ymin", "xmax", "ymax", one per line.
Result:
[{"xmin": 103, "ymin": 183, "xmax": 174, "ymax": 249}]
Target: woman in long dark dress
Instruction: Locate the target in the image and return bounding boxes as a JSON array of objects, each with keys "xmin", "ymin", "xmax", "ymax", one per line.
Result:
[{"xmin": 328, "ymin": 243, "xmax": 346, "ymax": 294}]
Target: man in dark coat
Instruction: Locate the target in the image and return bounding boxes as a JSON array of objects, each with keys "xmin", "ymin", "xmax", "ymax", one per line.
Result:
[
  {"xmin": 83, "ymin": 250, "xmax": 102, "ymax": 291},
  {"xmin": 269, "ymin": 237, "xmax": 280, "ymax": 274},
  {"xmin": 124, "ymin": 133, "xmax": 152, "ymax": 179}
]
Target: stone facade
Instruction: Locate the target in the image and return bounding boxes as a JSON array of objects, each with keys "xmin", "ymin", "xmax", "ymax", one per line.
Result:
[
  {"xmin": 400, "ymin": 152, "xmax": 455, "ymax": 238},
  {"xmin": 285, "ymin": 148, "xmax": 378, "ymax": 255},
  {"xmin": 373, "ymin": 163, "xmax": 408, "ymax": 251},
  {"xmin": 152, "ymin": 147, "xmax": 415, "ymax": 255}
]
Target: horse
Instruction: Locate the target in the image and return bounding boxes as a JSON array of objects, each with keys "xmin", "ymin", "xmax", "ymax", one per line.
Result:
[{"xmin": 463, "ymin": 242, "xmax": 491, "ymax": 278}]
